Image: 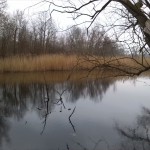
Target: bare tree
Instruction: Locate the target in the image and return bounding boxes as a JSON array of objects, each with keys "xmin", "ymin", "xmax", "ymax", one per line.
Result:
[
  {"xmin": 36, "ymin": 0, "xmax": 150, "ymax": 75},
  {"xmin": 66, "ymin": 26, "xmax": 86, "ymax": 53},
  {"xmin": 0, "ymin": 0, "xmax": 6, "ymax": 12},
  {"xmin": 35, "ymin": 12, "xmax": 57, "ymax": 53},
  {"xmin": 0, "ymin": 14, "xmax": 15, "ymax": 57}
]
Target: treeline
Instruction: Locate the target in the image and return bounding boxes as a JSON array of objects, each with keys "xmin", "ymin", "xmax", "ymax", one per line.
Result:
[{"xmin": 0, "ymin": 8, "xmax": 124, "ymax": 57}]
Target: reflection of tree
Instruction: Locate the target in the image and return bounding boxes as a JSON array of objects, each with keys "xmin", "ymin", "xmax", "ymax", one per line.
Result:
[
  {"xmin": 0, "ymin": 78, "xmax": 115, "ymax": 147},
  {"xmin": 0, "ymin": 78, "xmax": 115, "ymax": 133},
  {"xmin": 0, "ymin": 78, "xmax": 115, "ymax": 112},
  {"xmin": 0, "ymin": 117, "xmax": 10, "ymax": 146},
  {"xmin": 38, "ymin": 84, "xmax": 55, "ymax": 135},
  {"xmin": 86, "ymin": 80, "xmax": 113, "ymax": 100},
  {"xmin": 0, "ymin": 84, "xmax": 27, "ymax": 120},
  {"xmin": 116, "ymin": 107, "xmax": 150, "ymax": 150},
  {"xmin": 37, "ymin": 84, "xmax": 76, "ymax": 134},
  {"xmin": 67, "ymin": 79, "xmax": 115, "ymax": 102},
  {"xmin": 68, "ymin": 106, "xmax": 76, "ymax": 133}
]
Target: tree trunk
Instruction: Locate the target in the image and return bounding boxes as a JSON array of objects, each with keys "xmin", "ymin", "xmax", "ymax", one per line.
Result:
[{"xmin": 115, "ymin": 0, "xmax": 150, "ymax": 47}]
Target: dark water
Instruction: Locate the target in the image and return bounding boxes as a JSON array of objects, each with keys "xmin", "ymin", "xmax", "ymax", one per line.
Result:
[{"xmin": 0, "ymin": 73, "xmax": 150, "ymax": 150}]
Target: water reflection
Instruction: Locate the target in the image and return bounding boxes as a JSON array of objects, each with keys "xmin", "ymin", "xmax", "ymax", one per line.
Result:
[
  {"xmin": 116, "ymin": 107, "xmax": 150, "ymax": 150},
  {"xmin": 0, "ymin": 78, "xmax": 114, "ymax": 134},
  {"xmin": 0, "ymin": 72, "xmax": 149, "ymax": 150},
  {"xmin": 0, "ymin": 78, "xmax": 115, "ymax": 110},
  {"xmin": 0, "ymin": 117, "xmax": 10, "ymax": 146}
]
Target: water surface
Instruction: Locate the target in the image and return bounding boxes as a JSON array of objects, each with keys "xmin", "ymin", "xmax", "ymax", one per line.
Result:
[{"xmin": 0, "ymin": 72, "xmax": 150, "ymax": 150}]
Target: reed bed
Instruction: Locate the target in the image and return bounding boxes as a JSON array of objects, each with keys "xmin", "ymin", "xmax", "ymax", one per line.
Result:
[
  {"xmin": 78, "ymin": 55, "xmax": 150, "ymax": 73},
  {"xmin": 0, "ymin": 54, "xmax": 149, "ymax": 73},
  {"xmin": 0, "ymin": 54, "xmax": 78, "ymax": 72}
]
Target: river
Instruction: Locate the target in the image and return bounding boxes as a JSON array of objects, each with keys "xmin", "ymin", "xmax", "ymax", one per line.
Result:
[{"xmin": 0, "ymin": 71, "xmax": 150, "ymax": 150}]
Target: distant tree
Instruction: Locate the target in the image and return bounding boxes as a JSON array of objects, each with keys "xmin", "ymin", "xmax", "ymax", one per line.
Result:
[
  {"xmin": 35, "ymin": 12, "xmax": 57, "ymax": 54},
  {"xmin": 87, "ymin": 25, "xmax": 104, "ymax": 54},
  {"xmin": 0, "ymin": 0, "xmax": 6, "ymax": 12},
  {"xmin": 39, "ymin": 0, "xmax": 150, "ymax": 75},
  {"xmin": 66, "ymin": 26, "xmax": 86, "ymax": 53},
  {"xmin": 11, "ymin": 10, "xmax": 28, "ymax": 54},
  {"xmin": 0, "ymin": 14, "xmax": 15, "ymax": 57}
]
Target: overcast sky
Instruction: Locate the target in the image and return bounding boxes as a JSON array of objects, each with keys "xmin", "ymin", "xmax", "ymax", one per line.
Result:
[
  {"xmin": 7, "ymin": 0, "xmax": 41, "ymax": 12},
  {"xmin": 5, "ymin": 0, "xmax": 120, "ymax": 36},
  {"xmin": 6, "ymin": 0, "xmax": 89, "ymax": 29},
  {"xmin": 6, "ymin": 0, "xmax": 124, "ymax": 36}
]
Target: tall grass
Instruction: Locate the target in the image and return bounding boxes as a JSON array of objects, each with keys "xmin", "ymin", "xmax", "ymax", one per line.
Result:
[
  {"xmin": 0, "ymin": 54, "xmax": 78, "ymax": 72},
  {"xmin": 0, "ymin": 54, "xmax": 149, "ymax": 73}
]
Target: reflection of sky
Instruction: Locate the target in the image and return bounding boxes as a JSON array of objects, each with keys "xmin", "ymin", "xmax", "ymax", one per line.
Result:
[{"xmin": 1, "ymin": 77, "xmax": 150, "ymax": 150}]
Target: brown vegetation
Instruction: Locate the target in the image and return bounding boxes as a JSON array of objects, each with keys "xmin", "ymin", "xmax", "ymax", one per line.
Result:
[
  {"xmin": 0, "ymin": 54, "xmax": 78, "ymax": 72},
  {"xmin": 1, "ymin": 1, "xmax": 150, "ymax": 75},
  {"xmin": 0, "ymin": 54, "xmax": 149, "ymax": 74}
]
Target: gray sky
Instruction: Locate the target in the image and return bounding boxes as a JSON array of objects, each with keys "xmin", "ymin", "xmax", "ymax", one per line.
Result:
[
  {"xmin": 7, "ymin": 0, "xmax": 42, "ymax": 12},
  {"xmin": 6, "ymin": 0, "xmax": 121, "ymax": 36},
  {"xmin": 7, "ymin": 0, "xmax": 78, "ymax": 29},
  {"xmin": 7, "ymin": 0, "xmax": 37, "ymax": 12}
]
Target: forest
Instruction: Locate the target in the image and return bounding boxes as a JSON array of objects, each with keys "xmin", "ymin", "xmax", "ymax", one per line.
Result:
[{"xmin": 0, "ymin": 4, "xmax": 123, "ymax": 57}]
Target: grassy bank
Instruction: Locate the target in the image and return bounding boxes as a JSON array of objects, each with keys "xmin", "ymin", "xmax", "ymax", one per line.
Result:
[
  {"xmin": 0, "ymin": 54, "xmax": 97, "ymax": 72},
  {"xmin": 0, "ymin": 54, "xmax": 78, "ymax": 72},
  {"xmin": 0, "ymin": 54, "xmax": 149, "ymax": 73}
]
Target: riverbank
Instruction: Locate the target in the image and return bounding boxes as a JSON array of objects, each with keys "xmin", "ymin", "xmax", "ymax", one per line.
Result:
[{"xmin": 0, "ymin": 54, "xmax": 149, "ymax": 73}]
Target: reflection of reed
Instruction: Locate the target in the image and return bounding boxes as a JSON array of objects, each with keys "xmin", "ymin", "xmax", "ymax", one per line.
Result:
[
  {"xmin": 0, "ymin": 70, "xmax": 134, "ymax": 85},
  {"xmin": 0, "ymin": 71, "xmax": 96, "ymax": 84}
]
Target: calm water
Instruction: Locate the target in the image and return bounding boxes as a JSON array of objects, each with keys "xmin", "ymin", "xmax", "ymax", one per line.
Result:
[{"xmin": 0, "ymin": 72, "xmax": 150, "ymax": 150}]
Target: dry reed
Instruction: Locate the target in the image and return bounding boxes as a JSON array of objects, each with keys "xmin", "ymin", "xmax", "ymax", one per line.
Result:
[
  {"xmin": 0, "ymin": 54, "xmax": 149, "ymax": 73},
  {"xmin": 0, "ymin": 54, "xmax": 78, "ymax": 72}
]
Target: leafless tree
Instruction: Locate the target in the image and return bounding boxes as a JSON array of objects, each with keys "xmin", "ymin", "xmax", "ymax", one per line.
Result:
[
  {"xmin": 66, "ymin": 26, "xmax": 86, "ymax": 53},
  {"xmin": 12, "ymin": 11, "xmax": 28, "ymax": 54},
  {"xmin": 36, "ymin": 0, "xmax": 150, "ymax": 75},
  {"xmin": 35, "ymin": 12, "xmax": 57, "ymax": 53},
  {"xmin": 0, "ymin": 0, "xmax": 6, "ymax": 12}
]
